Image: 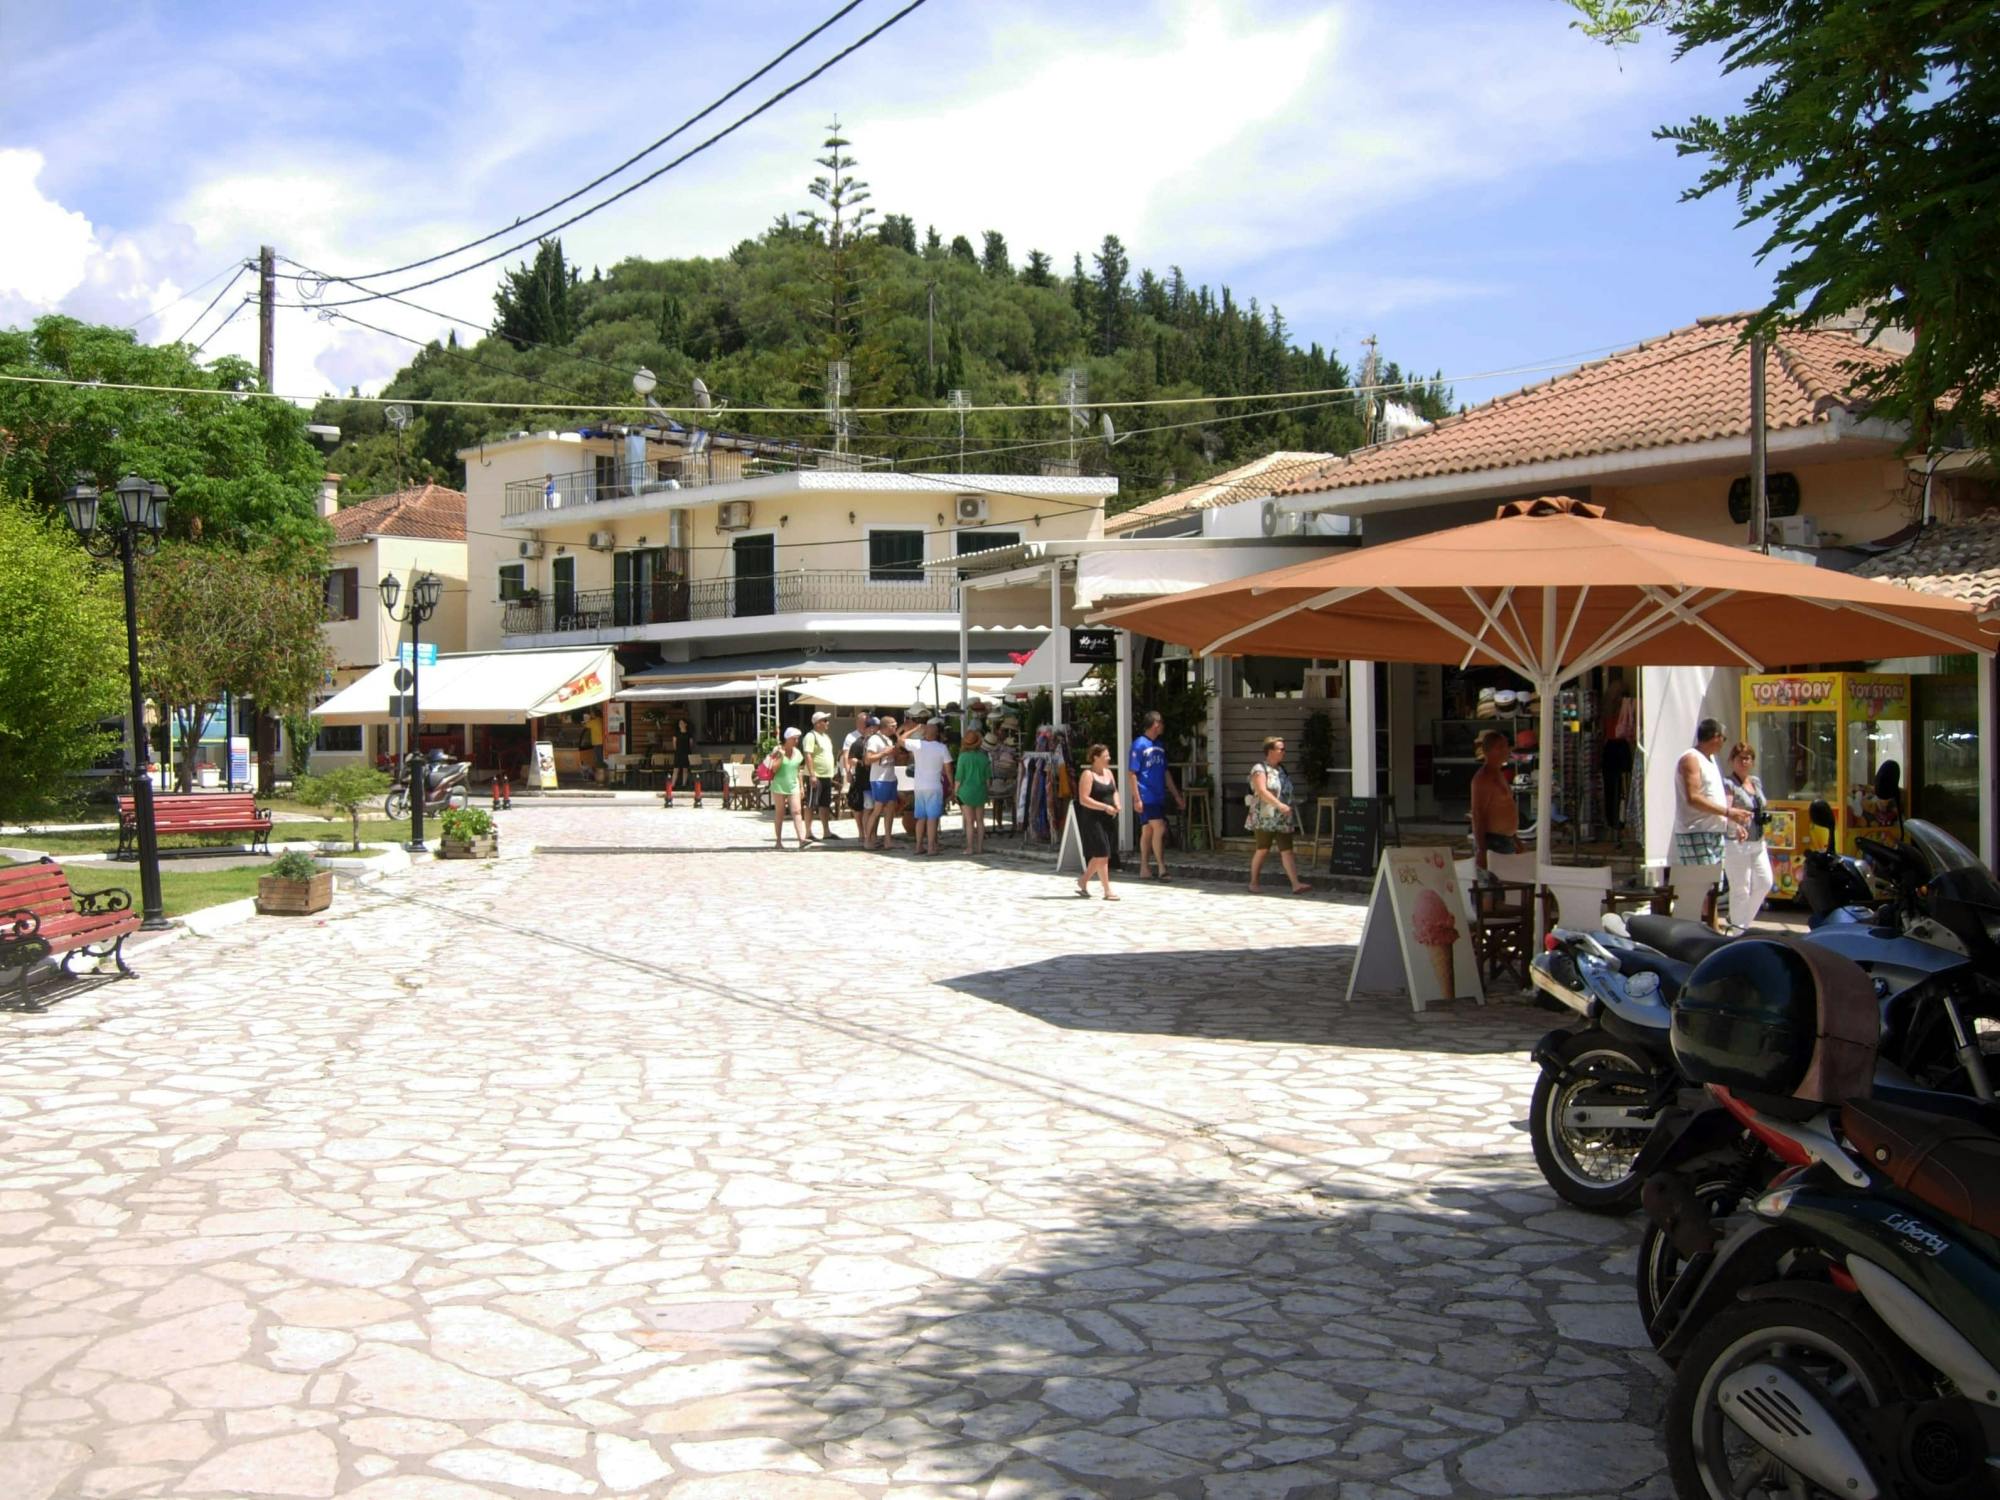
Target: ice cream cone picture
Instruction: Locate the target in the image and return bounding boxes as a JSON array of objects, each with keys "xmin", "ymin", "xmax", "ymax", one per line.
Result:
[{"xmin": 1411, "ymin": 887, "xmax": 1460, "ymax": 1000}]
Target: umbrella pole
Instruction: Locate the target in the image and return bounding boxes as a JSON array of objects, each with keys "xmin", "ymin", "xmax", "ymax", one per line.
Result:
[{"xmin": 1536, "ymin": 587, "xmax": 1557, "ymax": 866}]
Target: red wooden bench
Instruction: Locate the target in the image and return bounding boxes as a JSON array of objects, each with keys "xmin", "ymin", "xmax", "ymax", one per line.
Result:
[
  {"xmin": 118, "ymin": 792, "xmax": 273, "ymax": 859},
  {"xmin": 0, "ymin": 858, "xmax": 141, "ymax": 1011}
]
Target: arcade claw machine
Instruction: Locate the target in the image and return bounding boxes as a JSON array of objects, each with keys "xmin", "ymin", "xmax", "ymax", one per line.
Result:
[{"xmin": 1741, "ymin": 672, "xmax": 1910, "ymax": 899}]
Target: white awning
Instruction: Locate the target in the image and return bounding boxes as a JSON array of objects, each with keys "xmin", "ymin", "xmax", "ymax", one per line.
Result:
[
  {"xmin": 316, "ymin": 648, "xmax": 618, "ymax": 726},
  {"xmin": 791, "ymin": 667, "xmax": 1016, "ymax": 708},
  {"xmin": 1074, "ymin": 545, "xmax": 1338, "ymax": 609},
  {"xmin": 1010, "ymin": 631, "xmax": 1099, "ymax": 697},
  {"xmin": 614, "ymin": 678, "xmax": 767, "ymax": 702}
]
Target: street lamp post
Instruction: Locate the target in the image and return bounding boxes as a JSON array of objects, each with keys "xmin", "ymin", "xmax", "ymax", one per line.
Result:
[
  {"xmin": 65, "ymin": 475, "xmax": 171, "ymax": 930},
  {"xmin": 380, "ymin": 570, "xmax": 443, "ymax": 851}
]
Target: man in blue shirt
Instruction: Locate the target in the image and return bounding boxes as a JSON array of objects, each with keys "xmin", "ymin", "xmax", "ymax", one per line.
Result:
[{"xmin": 1127, "ymin": 710, "xmax": 1183, "ymax": 880}]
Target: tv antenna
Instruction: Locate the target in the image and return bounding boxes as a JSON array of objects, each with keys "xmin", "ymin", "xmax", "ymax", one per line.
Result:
[
  {"xmin": 1358, "ymin": 333, "xmax": 1380, "ymax": 446},
  {"xmin": 826, "ymin": 360, "xmax": 851, "ymax": 459},
  {"xmin": 1060, "ymin": 368, "xmax": 1087, "ymax": 470},
  {"xmin": 384, "ymin": 403, "xmax": 412, "ymax": 489},
  {"xmin": 948, "ymin": 388, "xmax": 970, "ymax": 468}
]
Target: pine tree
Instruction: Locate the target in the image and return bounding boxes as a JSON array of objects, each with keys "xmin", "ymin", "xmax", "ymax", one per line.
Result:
[
  {"xmin": 492, "ymin": 239, "xmax": 581, "ymax": 348},
  {"xmin": 923, "ymin": 226, "xmax": 943, "ymax": 260},
  {"xmin": 1069, "ymin": 253, "xmax": 1092, "ymax": 323},
  {"xmin": 1092, "ymin": 234, "xmax": 1130, "ymax": 356},
  {"xmin": 980, "ymin": 231, "xmax": 1011, "ymax": 277},
  {"xmin": 797, "ymin": 118, "xmax": 876, "ymax": 356},
  {"xmin": 949, "ymin": 234, "xmax": 977, "ymax": 265},
  {"xmin": 876, "ymin": 214, "xmax": 917, "ymax": 254},
  {"xmin": 1022, "ymin": 250, "xmax": 1053, "ymax": 287}
]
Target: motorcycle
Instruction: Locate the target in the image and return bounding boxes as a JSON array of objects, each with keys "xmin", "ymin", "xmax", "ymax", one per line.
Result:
[
  {"xmin": 1652, "ymin": 1073, "xmax": 2000, "ymax": 1497},
  {"xmin": 383, "ymin": 750, "xmax": 472, "ymax": 819},
  {"xmin": 1527, "ymin": 818, "xmax": 1998, "ymax": 1213}
]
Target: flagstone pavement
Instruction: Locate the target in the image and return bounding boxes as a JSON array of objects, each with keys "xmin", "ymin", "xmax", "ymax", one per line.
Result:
[{"xmin": 1, "ymin": 803, "xmax": 1670, "ymax": 1499}]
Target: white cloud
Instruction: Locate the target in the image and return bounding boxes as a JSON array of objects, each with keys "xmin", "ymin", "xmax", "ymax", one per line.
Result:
[{"xmin": 0, "ymin": 148, "xmax": 98, "ymax": 315}]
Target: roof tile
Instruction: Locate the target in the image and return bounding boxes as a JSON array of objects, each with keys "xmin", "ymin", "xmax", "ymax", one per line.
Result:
[
  {"xmin": 1107, "ymin": 451, "xmax": 1336, "ymax": 534},
  {"xmin": 330, "ymin": 483, "xmax": 467, "ymax": 544},
  {"xmin": 1851, "ymin": 513, "xmax": 2000, "ymax": 618},
  {"xmin": 1278, "ymin": 314, "xmax": 1902, "ymax": 498}
]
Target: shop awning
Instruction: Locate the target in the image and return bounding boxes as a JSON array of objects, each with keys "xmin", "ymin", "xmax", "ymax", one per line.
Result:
[
  {"xmin": 614, "ymin": 678, "xmax": 768, "ymax": 702},
  {"xmin": 1010, "ymin": 631, "xmax": 1101, "ymax": 698},
  {"xmin": 316, "ymin": 648, "xmax": 618, "ymax": 726},
  {"xmin": 791, "ymin": 667, "xmax": 1017, "ymax": 708}
]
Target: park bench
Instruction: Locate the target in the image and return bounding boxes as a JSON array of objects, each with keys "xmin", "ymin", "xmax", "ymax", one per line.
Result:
[
  {"xmin": 118, "ymin": 791, "xmax": 273, "ymax": 858},
  {"xmin": 0, "ymin": 857, "xmax": 141, "ymax": 1010}
]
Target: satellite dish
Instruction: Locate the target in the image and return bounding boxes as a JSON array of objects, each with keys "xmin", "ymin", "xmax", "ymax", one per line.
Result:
[
  {"xmin": 691, "ymin": 377, "xmax": 712, "ymax": 410},
  {"xmin": 384, "ymin": 404, "xmax": 412, "ymax": 431},
  {"xmin": 1100, "ymin": 413, "xmax": 1123, "ymax": 446}
]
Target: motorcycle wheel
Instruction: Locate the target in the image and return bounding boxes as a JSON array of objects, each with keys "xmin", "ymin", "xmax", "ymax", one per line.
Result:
[
  {"xmin": 1666, "ymin": 1295, "xmax": 1921, "ymax": 1500},
  {"xmin": 384, "ymin": 788, "xmax": 408, "ymax": 820},
  {"xmin": 1635, "ymin": 1174, "xmax": 1740, "ymax": 1350},
  {"xmin": 1528, "ymin": 1029, "xmax": 1658, "ymax": 1214}
]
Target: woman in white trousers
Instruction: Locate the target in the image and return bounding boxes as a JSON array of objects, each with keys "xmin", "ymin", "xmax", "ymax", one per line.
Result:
[{"xmin": 1722, "ymin": 741, "xmax": 1775, "ymax": 931}]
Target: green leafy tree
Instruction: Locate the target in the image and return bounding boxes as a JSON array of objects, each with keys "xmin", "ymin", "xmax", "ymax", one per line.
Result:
[
  {"xmin": 140, "ymin": 544, "xmax": 332, "ymax": 791},
  {"xmin": 294, "ymin": 765, "xmax": 390, "ymax": 850},
  {"xmin": 1564, "ymin": 0, "xmax": 2000, "ymax": 447},
  {"xmin": 0, "ymin": 317, "xmax": 328, "ymax": 554},
  {"xmin": 948, "ymin": 234, "xmax": 977, "ymax": 266},
  {"xmin": 493, "ymin": 238, "xmax": 582, "ymax": 349},
  {"xmin": 282, "ymin": 709, "xmax": 320, "ymax": 779},
  {"xmin": 0, "ymin": 501, "xmax": 126, "ymax": 822}
]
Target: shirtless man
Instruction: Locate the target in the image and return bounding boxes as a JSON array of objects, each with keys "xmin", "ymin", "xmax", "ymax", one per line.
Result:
[{"xmin": 1469, "ymin": 728, "xmax": 1520, "ymax": 870}]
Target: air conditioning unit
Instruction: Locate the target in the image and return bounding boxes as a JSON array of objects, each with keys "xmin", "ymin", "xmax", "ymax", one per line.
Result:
[
  {"xmin": 1260, "ymin": 499, "xmax": 1303, "ymax": 537},
  {"xmin": 587, "ymin": 530, "xmax": 616, "ymax": 551},
  {"xmin": 1772, "ymin": 514, "xmax": 1820, "ymax": 548},
  {"xmin": 516, "ymin": 540, "xmax": 544, "ymax": 560},
  {"xmin": 717, "ymin": 500, "xmax": 753, "ymax": 531},
  {"xmin": 955, "ymin": 495, "xmax": 990, "ymax": 524}
]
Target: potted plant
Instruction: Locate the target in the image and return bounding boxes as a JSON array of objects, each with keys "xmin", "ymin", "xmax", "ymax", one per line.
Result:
[
  {"xmin": 258, "ymin": 850, "xmax": 334, "ymax": 915},
  {"xmin": 438, "ymin": 804, "xmax": 498, "ymax": 859}
]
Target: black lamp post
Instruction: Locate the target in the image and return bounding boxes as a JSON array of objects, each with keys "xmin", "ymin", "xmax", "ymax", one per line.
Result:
[
  {"xmin": 381, "ymin": 570, "xmax": 443, "ymax": 851},
  {"xmin": 66, "ymin": 475, "xmax": 171, "ymax": 930}
]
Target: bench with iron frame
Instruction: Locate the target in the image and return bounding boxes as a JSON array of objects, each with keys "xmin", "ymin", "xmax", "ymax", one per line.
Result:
[{"xmin": 0, "ymin": 857, "xmax": 142, "ymax": 1011}]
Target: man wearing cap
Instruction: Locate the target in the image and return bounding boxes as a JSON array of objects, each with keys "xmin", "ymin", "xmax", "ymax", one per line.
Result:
[{"xmin": 802, "ymin": 709, "xmax": 840, "ymax": 842}]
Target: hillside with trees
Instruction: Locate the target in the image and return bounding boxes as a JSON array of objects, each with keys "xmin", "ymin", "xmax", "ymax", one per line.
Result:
[{"xmin": 315, "ymin": 126, "xmax": 1452, "ymax": 508}]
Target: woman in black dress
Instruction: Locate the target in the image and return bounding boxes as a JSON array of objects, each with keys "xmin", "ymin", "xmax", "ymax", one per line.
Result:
[
  {"xmin": 1073, "ymin": 742, "xmax": 1121, "ymax": 900},
  {"xmin": 671, "ymin": 716, "xmax": 695, "ymax": 796}
]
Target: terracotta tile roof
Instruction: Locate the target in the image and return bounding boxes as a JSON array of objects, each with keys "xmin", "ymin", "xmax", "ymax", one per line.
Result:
[
  {"xmin": 1278, "ymin": 314, "xmax": 1903, "ymax": 499},
  {"xmin": 1107, "ymin": 451, "xmax": 1337, "ymax": 534},
  {"xmin": 329, "ymin": 483, "xmax": 466, "ymax": 544},
  {"xmin": 1851, "ymin": 512, "xmax": 2000, "ymax": 618}
]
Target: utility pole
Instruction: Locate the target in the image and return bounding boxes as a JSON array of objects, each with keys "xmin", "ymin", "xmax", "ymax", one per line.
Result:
[
  {"xmin": 257, "ymin": 245, "xmax": 276, "ymax": 389},
  {"xmin": 1748, "ymin": 332, "xmax": 1769, "ymax": 553},
  {"xmin": 1359, "ymin": 334, "xmax": 1380, "ymax": 447}
]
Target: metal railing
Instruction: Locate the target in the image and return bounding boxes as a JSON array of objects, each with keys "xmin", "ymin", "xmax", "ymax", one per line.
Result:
[
  {"xmin": 500, "ymin": 569, "xmax": 958, "ymax": 635},
  {"xmin": 503, "ymin": 453, "xmax": 748, "ymax": 516}
]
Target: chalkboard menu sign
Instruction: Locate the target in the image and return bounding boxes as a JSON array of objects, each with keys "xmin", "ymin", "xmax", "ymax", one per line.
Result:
[{"xmin": 1330, "ymin": 796, "xmax": 1385, "ymax": 878}]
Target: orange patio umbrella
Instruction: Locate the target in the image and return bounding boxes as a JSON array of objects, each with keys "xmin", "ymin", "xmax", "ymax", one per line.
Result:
[{"xmin": 1095, "ymin": 497, "xmax": 1993, "ymax": 856}]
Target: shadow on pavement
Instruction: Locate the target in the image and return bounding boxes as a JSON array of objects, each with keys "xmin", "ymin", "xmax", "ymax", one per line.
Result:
[
  {"xmin": 625, "ymin": 1165, "xmax": 1667, "ymax": 1498},
  {"xmin": 944, "ymin": 945, "xmax": 1548, "ymax": 1054}
]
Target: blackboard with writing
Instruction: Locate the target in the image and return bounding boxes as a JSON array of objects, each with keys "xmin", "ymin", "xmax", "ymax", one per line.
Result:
[{"xmin": 1330, "ymin": 796, "xmax": 1385, "ymax": 878}]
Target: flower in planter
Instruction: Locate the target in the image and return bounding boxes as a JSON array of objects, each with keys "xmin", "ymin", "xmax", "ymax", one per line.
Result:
[
  {"xmin": 269, "ymin": 850, "xmax": 326, "ymax": 881},
  {"xmin": 438, "ymin": 806, "xmax": 495, "ymax": 842}
]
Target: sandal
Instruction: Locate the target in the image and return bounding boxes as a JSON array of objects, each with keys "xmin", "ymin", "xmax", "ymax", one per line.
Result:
[
  {"xmin": 1074, "ymin": 883, "xmax": 1091, "ymax": 897},
  {"xmin": 1102, "ymin": 893, "xmax": 1121, "ymax": 901}
]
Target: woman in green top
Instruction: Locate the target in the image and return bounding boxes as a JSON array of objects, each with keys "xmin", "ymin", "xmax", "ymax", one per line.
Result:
[
  {"xmin": 767, "ymin": 727, "xmax": 809, "ymax": 848},
  {"xmin": 955, "ymin": 729, "xmax": 992, "ymax": 854}
]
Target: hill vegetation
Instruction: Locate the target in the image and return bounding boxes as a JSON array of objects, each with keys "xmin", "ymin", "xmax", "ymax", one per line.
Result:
[{"xmin": 315, "ymin": 126, "xmax": 1452, "ymax": 508}]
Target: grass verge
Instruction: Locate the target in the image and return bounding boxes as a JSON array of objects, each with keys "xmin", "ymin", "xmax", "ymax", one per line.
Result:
[
  {"xmin": 13, "ymin": 820, "xmax": 406, "ymax": 857},
  {"xmin": 1, "ymin": 861, "xmax": 273, "ymax": 918}
]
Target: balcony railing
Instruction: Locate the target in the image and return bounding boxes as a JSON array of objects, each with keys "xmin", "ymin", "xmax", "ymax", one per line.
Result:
[
  {"xmin": 503, "ymin": 454, "xmax": 746, "ymax": 517},
  {"xmin": 500, "ymin": 569, "xmax": 958, "ymax": 635}
]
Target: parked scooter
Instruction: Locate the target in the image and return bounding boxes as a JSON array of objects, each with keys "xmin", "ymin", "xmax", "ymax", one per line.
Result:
[
  {"xmin": 383, "ymin": 749, "xmax": 472, "ymax": 819},
  {"xmin": 1526, "ymin": 818, "xmax": 1997, "ymax": 1213},
  {"xmin": 1638, "ymin": 940, "xmax": 2000, "ymax": 1499}
]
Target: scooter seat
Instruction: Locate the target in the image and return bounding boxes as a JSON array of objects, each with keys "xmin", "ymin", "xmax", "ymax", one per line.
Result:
[
  {"xmin": 1842, "ymin": 1097, "xmax": 2000, "ymax": 1239},
  {"xmin": 1626, "ymin": 915, "xmax": 1734, "ymax": 966}
]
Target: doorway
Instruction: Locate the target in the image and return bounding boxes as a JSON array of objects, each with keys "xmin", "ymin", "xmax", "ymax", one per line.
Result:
[{"xmin": 732, "ymin": 534, "xmax": 775, "ymax": 617}]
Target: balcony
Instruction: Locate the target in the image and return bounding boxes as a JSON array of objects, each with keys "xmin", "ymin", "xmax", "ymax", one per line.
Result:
[
  {"xmin": 502, "ymin": 452, "xmax": 794, "ymax": 517},
  {"xmin": 501, "ymin": 569, "xmax": 958, "ymax": 637}
]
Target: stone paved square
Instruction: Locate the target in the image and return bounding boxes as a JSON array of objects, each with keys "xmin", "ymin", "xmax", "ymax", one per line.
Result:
[{"xmin": 1, "ymin": 804, "xmax": 1668, "ymax": 1498}]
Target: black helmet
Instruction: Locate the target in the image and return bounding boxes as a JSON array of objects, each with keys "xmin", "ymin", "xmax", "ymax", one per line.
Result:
[
  {"xmin": 1672, "ymin": 939, "xmax": 1879, "ymax": 1104},
  {"xmin": 427, "ymin": 747, "xmax": 446, "ymax": 762}
]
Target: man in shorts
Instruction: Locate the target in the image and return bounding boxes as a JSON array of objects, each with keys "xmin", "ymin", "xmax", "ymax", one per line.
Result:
[
  {"xmin": 801, "ymin": 709, "xmax": 839, "ymax": 842},
  {"xmin": 841, "ymin": 710, "xmax": 872, "ymax": 832},
  {"xmin": 862, "ymin": 714, "xmax": 901, "ymax": 851},
  {"xmin": 1127, "ymin": 710, "xmax": 1184, "ymax": 880}
]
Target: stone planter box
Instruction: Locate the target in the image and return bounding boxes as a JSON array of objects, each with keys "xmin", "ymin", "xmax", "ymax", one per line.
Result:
[
  {"xmin": 438, "ymin": 834, "xmax": 498, "ymax": 860},
  {"xmin": 257, "ymin": 870, "xmax": 333, "ymax": 915}
]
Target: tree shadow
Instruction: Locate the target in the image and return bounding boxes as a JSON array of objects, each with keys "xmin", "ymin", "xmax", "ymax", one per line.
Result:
[
  {"xmin": 622, "ymin": 1163, "xmax": 1667, "ymax": 1498},
  {"xmin": 942, "ymin": 946, "xmax": 1545, "ymax": 1053}
]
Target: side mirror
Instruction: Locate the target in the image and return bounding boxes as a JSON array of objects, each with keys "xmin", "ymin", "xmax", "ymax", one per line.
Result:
[{"xmin": 1808, "ymin": 799, "xmax": 1835, "ymax": 832}]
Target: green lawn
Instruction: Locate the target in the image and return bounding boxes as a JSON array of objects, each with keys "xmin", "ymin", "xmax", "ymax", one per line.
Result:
[
  {"xmin": 14, "ymin": 819, "xmax": 406, "ymax": 857},
  {"xmin": 5, "ymin": 860, "xmax": 272, "ymax": 918}
]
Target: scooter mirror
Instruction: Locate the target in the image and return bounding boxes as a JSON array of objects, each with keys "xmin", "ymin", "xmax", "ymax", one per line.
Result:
[{"xmin": 1808, "ymin": 798, "xmax": 1835, "ymax": 832}]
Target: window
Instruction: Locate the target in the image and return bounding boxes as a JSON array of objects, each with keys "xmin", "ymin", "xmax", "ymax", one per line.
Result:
[
  {"xmin": 315, "ymin": 722, "xmax": 362, "ymax": 752},
  {"xmin": 956, "ymin": 529, "xmax": 1021, "ymax": 557},
  {"xmin": 498, "ymin": 563, "xmax": 526, "ymax": 601},
  {"xmin": 324, "ymin": 567, "xmax": 359, "ymax": 621},
  {"xmin": 868, "ymin": 528, "xmax": 925, "ymax": 583}
]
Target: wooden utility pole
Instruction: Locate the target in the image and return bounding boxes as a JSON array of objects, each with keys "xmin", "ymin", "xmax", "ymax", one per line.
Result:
[{"xmin": 257, "ymin": 246, "xmax": 276, "ymax": 389}]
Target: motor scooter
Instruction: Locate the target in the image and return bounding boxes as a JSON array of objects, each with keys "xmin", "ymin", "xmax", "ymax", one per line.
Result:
[{"xmin": 384, "ymin": 750, "xmax": 472, "ymax": 819}]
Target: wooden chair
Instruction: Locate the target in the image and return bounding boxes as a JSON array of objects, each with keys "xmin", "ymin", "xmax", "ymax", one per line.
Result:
[
  {"xmin": 1182, "ymin": 785, "xmax": 1215, "ymax": 852},
  {"xmin": 1455, "ymin": 857, "xmax": 1535, "ymax": 990},
  {"xmin": 721, "ymin": 762, "xmax": 756, "ymax": 810},
  {"xmin": 1303, "ymin": 797, "xmax": 1338, "ymax": 867}
]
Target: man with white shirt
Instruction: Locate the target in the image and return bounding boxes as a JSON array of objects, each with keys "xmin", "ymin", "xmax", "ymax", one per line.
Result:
[{"xmin": 903, "ymin": 720, "xmax": 955, "ymax": 856}]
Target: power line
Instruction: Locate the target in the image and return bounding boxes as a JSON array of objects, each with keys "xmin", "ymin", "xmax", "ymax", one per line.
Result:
[
  {"xmin": 171, "ymin": 265, "xmax": 250, "ymax": 346},
  {"xmin": 192, "ymin": 297, "xmax": 252, "ymax": 356},
  {"xmin": 301, "ymin": 0, "xmax": 933, "ymax": 310},
  {"xmin": 128, "ymin": 258, "xmax": 247, "ymax": 331},
  {"xmin": 337, "ymin": 0, "xmax": 873, "ymax": 282}
]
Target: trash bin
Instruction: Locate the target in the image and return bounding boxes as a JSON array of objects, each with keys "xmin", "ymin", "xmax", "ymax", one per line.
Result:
[{"xmin": 196, "ymin": 764, "xmax": 221, "ymax": 789}]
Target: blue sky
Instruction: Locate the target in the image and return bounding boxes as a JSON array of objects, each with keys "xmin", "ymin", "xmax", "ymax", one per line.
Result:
[{"xmin": 0, "ymin": 0, "xmax": 1774, "ymax": 408}]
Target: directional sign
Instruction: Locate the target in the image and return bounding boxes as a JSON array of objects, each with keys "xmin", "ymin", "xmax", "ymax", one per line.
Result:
[
  {"xmin": 392, "ymin": 666, "xmax": 414, "ymax": 692},
  {"xmin": 398, "ymin": 642, "xmax": 439, "ymax": 668}
]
